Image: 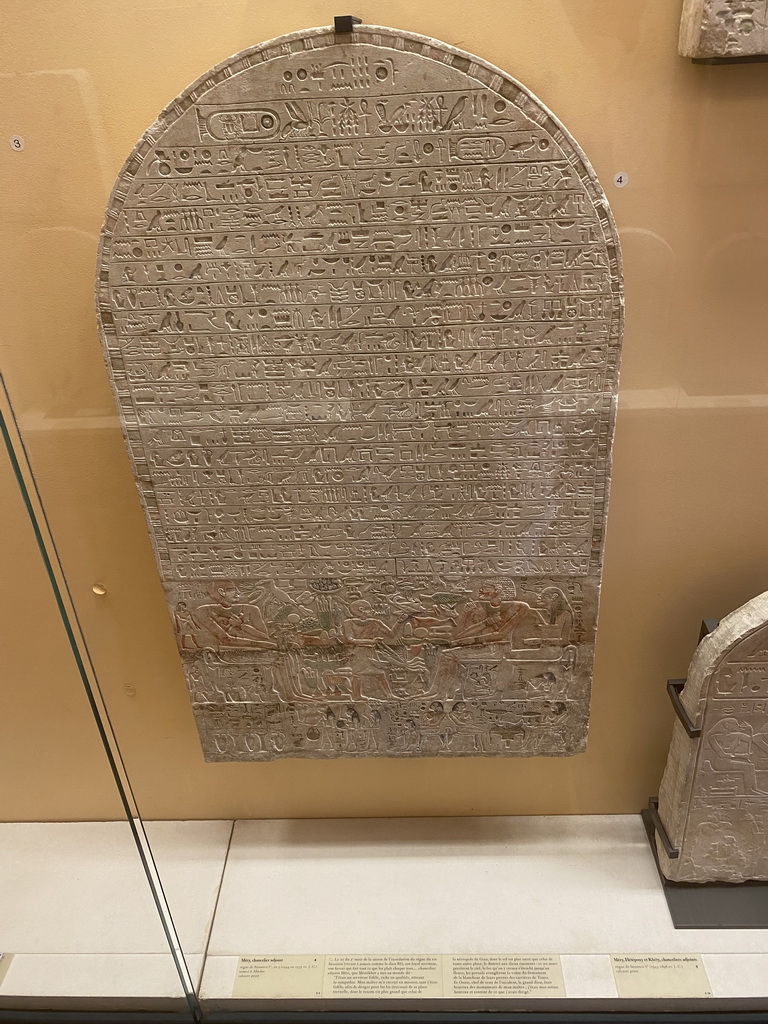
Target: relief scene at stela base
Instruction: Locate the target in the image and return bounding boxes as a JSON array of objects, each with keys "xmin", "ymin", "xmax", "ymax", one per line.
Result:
[{"xmin": 173, "ymin": 574, "xmax": 587, "ymax": 759}]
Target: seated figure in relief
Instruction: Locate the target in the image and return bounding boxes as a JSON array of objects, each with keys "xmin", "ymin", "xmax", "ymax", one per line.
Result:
[
  {"xmin": 341, "ymin": 599, "xmax": 398, "ymax": 646},
  {"xmin": 537, "ymin": 587, "xmax": 574, "ymax": 644},
  {"xmin": 194, "ymin": 582, "xmax": 277, "ymax": 649},
  {"xmin": 452, "ymin": 583, "xmax": 545, "ymax": 649},
  {"xmin": 702, "ymin": 717, "xmax": 768, "ymax": 795}
]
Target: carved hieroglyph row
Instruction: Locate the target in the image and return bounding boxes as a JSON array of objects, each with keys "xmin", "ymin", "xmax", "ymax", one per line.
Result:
[
  {"xmin": 96, "ymin": 26, "xmax": 624, "ymax": 760},
  {"xmin": 680, "ymin": 0, "xmax": 768, "ymax": 58},
  {"xmin": 657, "ymin": 592, "xmax": 768, "ymax": 882}
]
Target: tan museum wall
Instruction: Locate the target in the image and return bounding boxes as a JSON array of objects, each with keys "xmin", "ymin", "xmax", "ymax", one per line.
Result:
[{"xmin": 1, "ymin": 0, "xmax": 767, "ymax": 820}]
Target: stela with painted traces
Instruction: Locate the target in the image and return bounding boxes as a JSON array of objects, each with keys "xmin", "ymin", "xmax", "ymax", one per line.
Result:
[
  {"xmin": 657, "ymin": 592, "xmax": 768, "ymax": 883},
  {"xmin": 96, "ymin": 25, "xmax": 624, "ymax": 761}
]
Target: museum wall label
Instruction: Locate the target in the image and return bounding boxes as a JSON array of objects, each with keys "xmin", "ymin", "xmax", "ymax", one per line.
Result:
[
  {"xmin": 657, "ymin": 591, "xmax": 768, "ymax": 882},
  {"xmin": 96, "ymin": 25, "xmax": 624, "ymax": 761}
]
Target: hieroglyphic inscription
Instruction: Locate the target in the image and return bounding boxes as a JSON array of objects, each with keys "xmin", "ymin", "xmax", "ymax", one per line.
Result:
[
  {"xmin": 657, "ymin": 592, "xmax": 768, "ymax": 881},
  {"xmin": 96, "ymin": 26, "xmax": 623, "ymax": 760},
  {"xmin": 680, "ymin": 0, "xmax": 768, "ymax": 58}
]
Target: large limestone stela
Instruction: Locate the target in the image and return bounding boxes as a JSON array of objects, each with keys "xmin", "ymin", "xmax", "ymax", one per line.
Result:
[{"xmin": 96, "ymin": 26, "xmax": 624, "ymax": 761}]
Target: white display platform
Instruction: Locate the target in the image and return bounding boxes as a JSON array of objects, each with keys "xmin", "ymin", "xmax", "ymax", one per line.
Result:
[
  {"xmin": 0, "ymin": 820, "xmax": 232, "ymax": 1010},
  {"xmin": 1, "ymin": 815, "xmax": 767, "ymax": 1012},
  {"xmin": 200, "ymin": 815, "xmax": 768, "ymax": 1010}
]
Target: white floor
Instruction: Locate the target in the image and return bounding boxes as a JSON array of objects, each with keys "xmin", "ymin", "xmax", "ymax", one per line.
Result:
[
  {"xmin": 0, "ymin": 820, "xmax": 232, "ymax": 1008},
  {"xmin": 1, "ymin": 815, "xmax": 767, "ymax": 1010},
  {"xmin": 199, "ymin": 815, "xmax": 768, "ymax": 1008}
]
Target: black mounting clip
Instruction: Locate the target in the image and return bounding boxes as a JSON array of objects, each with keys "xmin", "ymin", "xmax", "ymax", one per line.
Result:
[
  {"xmin": 667, "ymin": 680, "xmax": 701, "ymax": 739},
  {"xmin": 665, "ymin": 618, "xmax": 718, "ymax": 738},
  {"xmin": 646, "ymin": 798, "xmax": 680, "ymax": 860},
  {"xmin": 334, "ymin": 15, "xmax": 362, "ymax": 34},
  {"xmin": 699, "ymin": 617, "xmax": 720, "ymax": 642}
]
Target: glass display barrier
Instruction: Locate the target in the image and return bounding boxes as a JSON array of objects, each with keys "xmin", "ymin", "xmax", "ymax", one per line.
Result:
[
  {"xmin": 2, "ymin": 0, "xmax": 768, "ymax": 1019},
  {"xmin": 0, "ymin": 383, "xmax": 198, "ymax": 1018}
]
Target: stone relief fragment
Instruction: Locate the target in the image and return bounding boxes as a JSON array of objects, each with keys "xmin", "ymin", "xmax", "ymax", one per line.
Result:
[
  {"xmin": 680, "ymin": 0, "xmax": 768, "ymax": 58},
  {"xmin": 96, "ymin": 25, "xmax": 624, "ymax": 760},
  {"xmin": 657, "ymin": 591, "xmax": 768, "ymax": 882}
]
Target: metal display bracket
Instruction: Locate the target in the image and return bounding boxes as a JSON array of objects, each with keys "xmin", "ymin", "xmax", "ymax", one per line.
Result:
[
  {"xmin": 666, "ymin": 618, "xmax": 721, "ymax": 741},
  {"xmin": 334, "ymin": 15, "xmax": 362, "ymax": 33}
]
